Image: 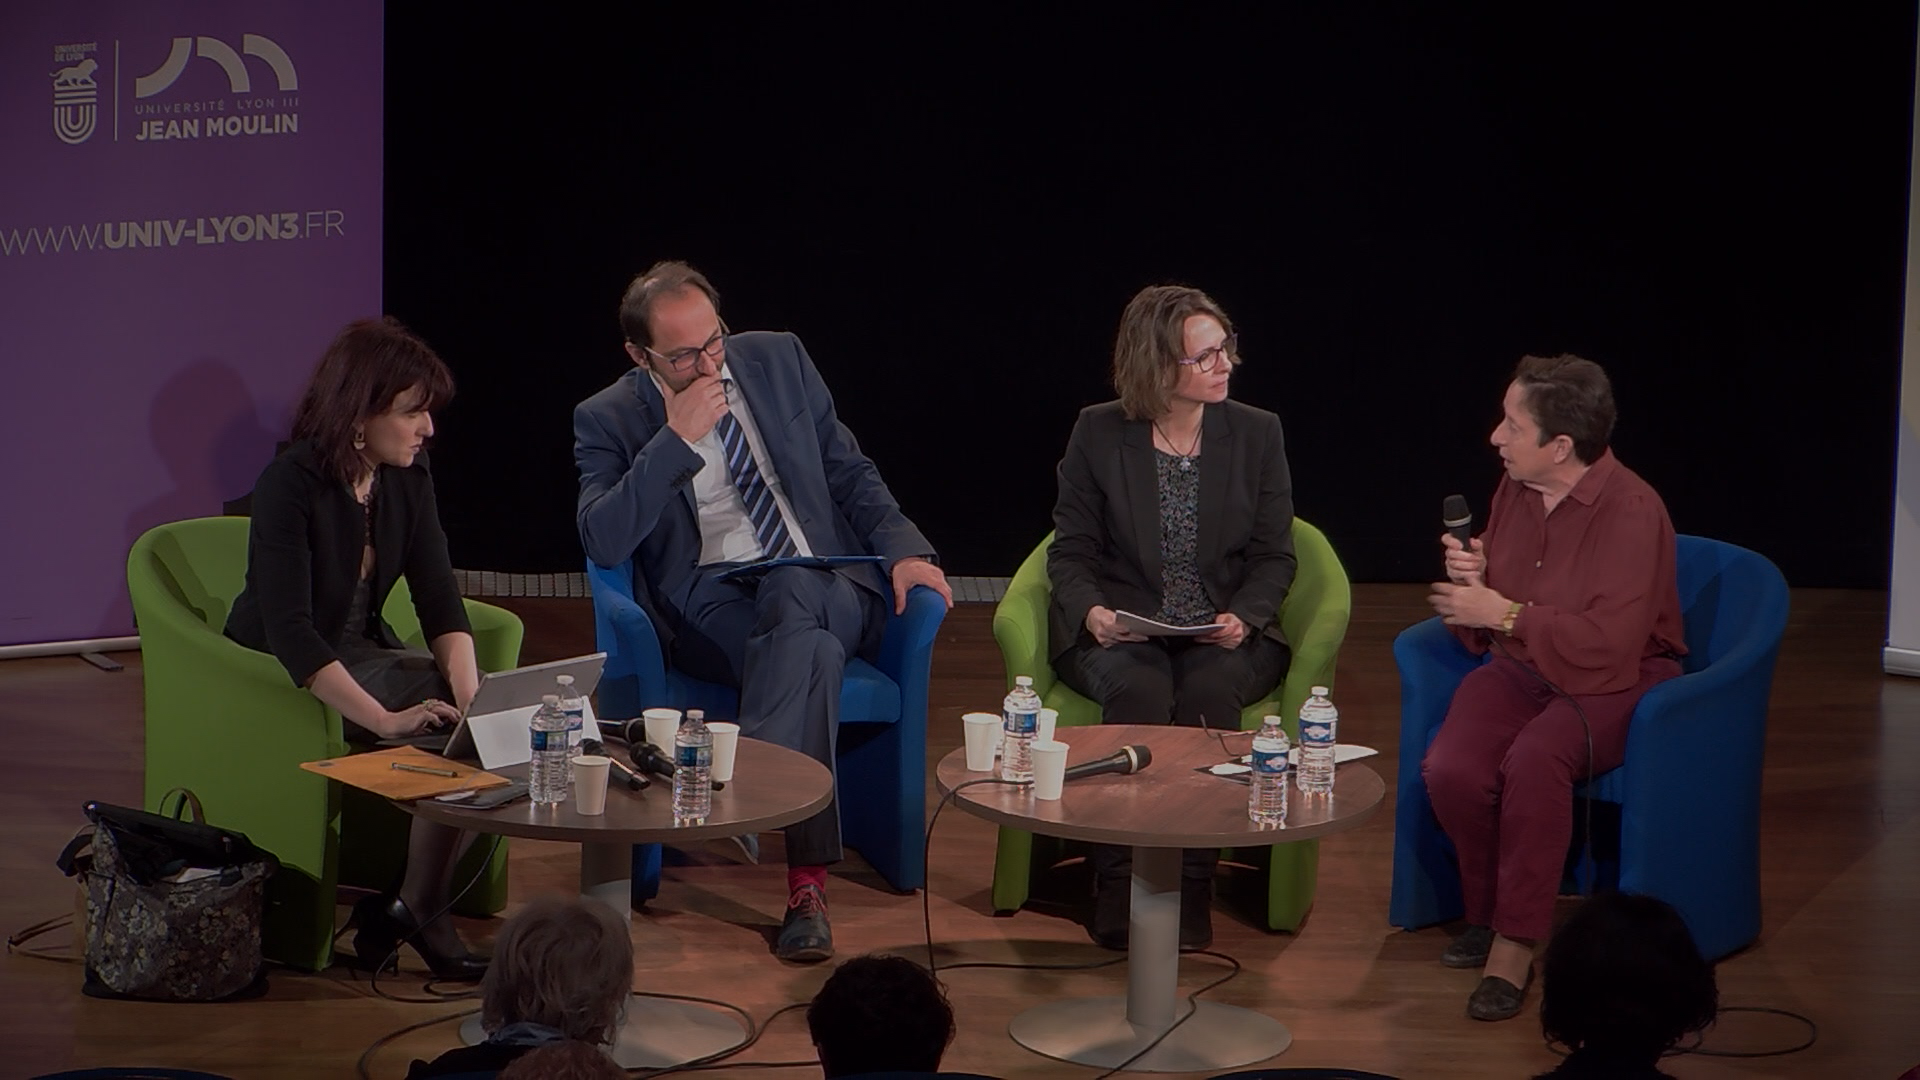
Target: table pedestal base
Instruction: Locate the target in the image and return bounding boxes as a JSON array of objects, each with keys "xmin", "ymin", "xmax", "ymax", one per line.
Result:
[
  {"xmin": 1006, "ymin": 845, "xmax": 1289, "ymax": 1072},
  {"xmin": 461, "ymin": 994, "xmax": 747, "ymax": 1069},
  {"xmin": 1008, "ymin": 996, "xmax": 1291, "ymax": 1072}
]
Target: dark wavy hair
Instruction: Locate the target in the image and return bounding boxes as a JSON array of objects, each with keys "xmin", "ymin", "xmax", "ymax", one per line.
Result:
[
  {"xmin": 481, "ymin": 898, "xmax": 635, "ymax": 1045},
  {"xmin": 807, "ymin": 954, "xmax": 955, "ymax": 1077},
  {"xmin": 1513, "ymin": 353, "xmax": 1615, "ymax": 465},
  {"xmin": 289, "ymin": 317, "xmax": 454, "ymax": 487},
  {"xmin": 1539, "ymin": 891, "xmax": 1718, "ymax": 1064}
]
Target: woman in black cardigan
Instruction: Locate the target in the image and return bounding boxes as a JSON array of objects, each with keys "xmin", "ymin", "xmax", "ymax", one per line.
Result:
[
  {"xmin": 1048, "ymin": 284, "xmax": 1296, "ymax": 951},
  {"xmin": 226, "ymin": 317, "xmax": 485, "ymax": 978}
]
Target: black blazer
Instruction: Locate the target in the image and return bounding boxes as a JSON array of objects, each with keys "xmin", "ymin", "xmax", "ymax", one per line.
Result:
[
  {"xmin": 1046, "ymin": 399, "xmax": 1296, "ymax": 660},
  {"xmin": 225, "ymin": 440, "xmax": 470, "ymax": 687}
]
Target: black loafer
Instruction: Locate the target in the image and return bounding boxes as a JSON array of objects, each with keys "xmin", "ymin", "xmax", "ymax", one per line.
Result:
[
  {"xmin": 1442, "ymin": 924, "xmax": 1494, "ymax": 969},
  {"xmin": 1467, "ymin": 972, "xmax": 1532, "ymax": 1021},
  {"xmin": 774, "ymin": 885, "xmax": 833, "ymax": 963}
]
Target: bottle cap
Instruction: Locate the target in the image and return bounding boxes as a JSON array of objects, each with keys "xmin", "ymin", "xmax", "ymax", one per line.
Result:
[
  {"xmin": 687, "ymin": 709, "xmax": 704, "ymax": 720},
  {"xmin": 541, "ymin": 694, "xmax": 559, "ymax": 705},
  {"xmin": 558, "ymin": 674, "xmax": 575, "ymax": 686},
  {"xmin": 1015, "ymin": 675, "xmax": 1033, "ymax": 687},
  {"xmin": 1310, "ymin": 686, "xmax": 1329, "ymax": 698}
]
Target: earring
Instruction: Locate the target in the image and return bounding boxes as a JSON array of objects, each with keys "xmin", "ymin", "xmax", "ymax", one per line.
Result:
[{"xmin": 352, "ymin": 429, "xmax": 366, "ymax": 450}]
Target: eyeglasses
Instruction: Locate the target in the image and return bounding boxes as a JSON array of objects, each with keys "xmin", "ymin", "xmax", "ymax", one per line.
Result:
[
  {"xmin": 644, "ymin": 319, "xmax": 730, "ymax": 372},
  {"xmin": 1178, "ymin": 333, "xmax": 1240, "ymax": 374},
  {"xmin": 1196, "ymin": 712, "xmax": 1257, "ymax": 756}
]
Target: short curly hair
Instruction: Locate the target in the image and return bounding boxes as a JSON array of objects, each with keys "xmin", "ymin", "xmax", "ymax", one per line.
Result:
[
  {"xmin": 1540, "ymin": 891, "xmax": 1718, "ymax": 1060},
  {"xmin": 806, "ymin": 954, "xmax": 955, "ymax": 1077},
  {"xmin": 481, "ymin": 898, "xmax": 635, "ymax": 1045}
]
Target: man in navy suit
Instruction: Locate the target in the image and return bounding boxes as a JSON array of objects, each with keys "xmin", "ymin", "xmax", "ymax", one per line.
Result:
[{"xmin": 574, "ymin": 261, "xmax": 951, "ymax": 961}]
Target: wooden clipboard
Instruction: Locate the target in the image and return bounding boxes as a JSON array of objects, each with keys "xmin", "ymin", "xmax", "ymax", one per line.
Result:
[{"xmin": 300, "ymin": 746, "xmax": 510, "ymax": 801}]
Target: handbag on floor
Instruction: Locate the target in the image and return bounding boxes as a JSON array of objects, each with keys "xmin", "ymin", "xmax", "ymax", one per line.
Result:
[{"xmin": 56, "ymin": 789, "xmax": 279, "ymax": 1001}]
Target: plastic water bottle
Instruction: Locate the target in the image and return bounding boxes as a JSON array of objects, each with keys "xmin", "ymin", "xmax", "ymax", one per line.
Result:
[
  {"xmin": 1297, "ymin": 686, "xmax": 1338, "ymax": 795},
  {"xmin": 1000, "ymin": 676, "xmax": 1041, "ymax": 784},
  {"xmin": 1249, "ymin": 715, "xmax": 1290, "ymax": 826},
  {"xmin": 672, "ymin": 709, "xmax": 713, "ymax": 825},
  {"xmin": 529, "ymin": 694, "xmax": 570, "ymax": 806},
  {"xmin": 555, "ymin": 674, "xmax": 586, "ymax": 790}
]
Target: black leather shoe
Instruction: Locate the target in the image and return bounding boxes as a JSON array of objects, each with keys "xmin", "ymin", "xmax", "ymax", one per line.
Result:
[
  {"xmin": 1467, "ymin": 972, "xmax": 1532, "ymax": 1021},
  {"xmin": 350, "ymin": 893, "xmax": 488, "ymax": 982},
  {"xmin": 1088, "ymin": 874, "xmax": 1128, "ymax": 950},
  {"xmin": 1442, "ymin": 924, "xmax": 1494, "ymax": 969},
  {"xmin": 774, "ymin": 885, "xmax": 833, "ymax": 963},
  {"xmin": 1179, "ymin": 876, "xmax": 1213, "ymax": 951}
]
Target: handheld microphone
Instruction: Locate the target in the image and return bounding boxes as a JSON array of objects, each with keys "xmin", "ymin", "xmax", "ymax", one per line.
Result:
[
  {"xmin": 1443, "ymin": 494, "xmax": 1473, "ymax": 549},
  {"xmin": 627, "ymin": 737, "xmax": 725, "ymax": 791},
  {"xmin": 581, "ymin": 737, "xmax": 650, "ymax": 790},
  {"xmin": 1062, "ymin": 744, "xmax": 1153, "ymax": 782}
]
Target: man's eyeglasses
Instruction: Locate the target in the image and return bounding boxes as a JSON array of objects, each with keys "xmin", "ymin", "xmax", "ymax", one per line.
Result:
[
  {"xmin": 644, "ymin": 319, "xmax": 730, "ymax": 372},
  {"xmin": 1178, "ymin": 333, "xmax": 1240, "ymax": 374}
]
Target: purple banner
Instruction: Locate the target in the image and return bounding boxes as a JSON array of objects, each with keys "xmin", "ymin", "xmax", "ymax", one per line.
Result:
[{"xmin": 0, "ymin": 2, "xmax": 382, "ymax": 646}]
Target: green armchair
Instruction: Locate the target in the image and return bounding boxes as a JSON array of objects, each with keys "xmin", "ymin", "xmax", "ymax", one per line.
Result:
[
  {"xmin": 989, "ymin": 517, "xmax": 1352, "ymax": 930},
  {"xmin": 128, "ymin": 516, "xmax": 524, "ymax": 971}
]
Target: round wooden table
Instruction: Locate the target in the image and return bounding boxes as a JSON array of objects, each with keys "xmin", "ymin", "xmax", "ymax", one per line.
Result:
[
  {"xmin": 407, "ymin": 736, "xmax": 833, "ymax": 1069},
  {"xmin": 936, "ymin": 724, "xmax": 1385, "ymax": 1073}
]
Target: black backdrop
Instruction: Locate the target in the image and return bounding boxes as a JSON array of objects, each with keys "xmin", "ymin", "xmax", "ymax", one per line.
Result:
[{"xmin": 383, "ymin": 5, "xmax": 1916, "ymax": 587}]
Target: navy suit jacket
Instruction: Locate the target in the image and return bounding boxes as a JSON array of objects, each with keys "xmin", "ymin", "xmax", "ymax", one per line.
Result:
[{"xmin": 574, "ymin": 330, "xmax": 934, "ymax": 649}]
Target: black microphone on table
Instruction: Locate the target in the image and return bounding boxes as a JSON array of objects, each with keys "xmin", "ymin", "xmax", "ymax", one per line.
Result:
[
  {"xmin": 580, "ymin": 737, "xmax": 650, "ymax": 791},
  {"xmin": 1443, "ymin": 494, "xmax": 1473, "ymax": 550},
  {"xmin": 616, "ymin": 719, "xmax": 725, "ymax": 791},
  {"xmin": 1062, "ymin": 744, "xmax": 1153, "ymax": 782}
]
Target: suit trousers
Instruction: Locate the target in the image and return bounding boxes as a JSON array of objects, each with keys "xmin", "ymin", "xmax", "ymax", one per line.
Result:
[
  {"xmin": 669, "ymin": 565, "xmax": 885, "ymax": 867},
  {"xmin": 1056, "ymin": 632, "xmax": 1290, "ymax": 881},
  {"xmin": 1421, "ymin": 652, "xmax": 1680, "ymax": 942}
]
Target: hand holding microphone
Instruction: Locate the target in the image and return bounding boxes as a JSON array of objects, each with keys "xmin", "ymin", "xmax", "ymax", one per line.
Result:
[{"xmin": 1441, "ymin": 494, "xmax": 1486, "ymax": 586}]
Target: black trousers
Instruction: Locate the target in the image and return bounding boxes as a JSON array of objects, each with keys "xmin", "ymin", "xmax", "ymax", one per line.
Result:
[{"xmin": 1056, "ymin": 632, "xmax": 1290, "ymax": 881}]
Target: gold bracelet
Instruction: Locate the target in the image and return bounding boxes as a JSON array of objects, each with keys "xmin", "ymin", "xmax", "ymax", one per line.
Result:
[{"xmin": 1499, "ymin": 602, "xmax": 1523, "ymax": 635}]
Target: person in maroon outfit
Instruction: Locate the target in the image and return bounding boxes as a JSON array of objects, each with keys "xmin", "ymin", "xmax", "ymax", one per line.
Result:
[{"xmin": 1424, "ymin": 354, "xmax": 1687, "ymax": 1022}]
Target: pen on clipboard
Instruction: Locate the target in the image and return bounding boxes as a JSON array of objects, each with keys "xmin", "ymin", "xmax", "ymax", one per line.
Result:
[{"xmin": 390, "ymin": 761, "xmax": 458, "ymax": 777}]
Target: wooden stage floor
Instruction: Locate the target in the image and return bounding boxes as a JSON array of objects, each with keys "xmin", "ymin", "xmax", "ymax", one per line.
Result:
[{"xmin": 0, "ymin": 585, "xmax": 1913, "ymax": 1079}]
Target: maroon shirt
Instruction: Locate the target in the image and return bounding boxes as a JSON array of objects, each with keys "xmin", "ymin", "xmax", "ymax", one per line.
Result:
[{"xmin": 1455, "ymin": 449, "xmax": 1687, "ymax": 695}]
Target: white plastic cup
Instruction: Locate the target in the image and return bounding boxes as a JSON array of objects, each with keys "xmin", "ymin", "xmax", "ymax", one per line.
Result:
[
  {"xmin": 642, "ymin": 707, "xmax": 681, "ymax": 753},
  {"xmin": 572, "ymin": 756, "xmax": 611, "ymax": 816},
  {"xmin": 962, "ymin": 713, "xmax": 1001, "ymax": 771},
  {"xmin": 1031, "ymin": 740, "xmax": 1069, "ymax": 800},
  {"xmin": 1036, "ymin": 707, "xmax": 1058, "ymax": 744},
  {"xmin": 707, "ymin": 721, "xmax": 741, "ymax": 782}
]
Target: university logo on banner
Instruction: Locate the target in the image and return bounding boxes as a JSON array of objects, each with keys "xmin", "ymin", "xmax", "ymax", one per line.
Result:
[
  {"xmin": 51, "ymin": 43, "xmax": 98, "ymax": 145},
  {"xmin": 50, "ymin": 34, "xmax": 302, "ymax": 146}
]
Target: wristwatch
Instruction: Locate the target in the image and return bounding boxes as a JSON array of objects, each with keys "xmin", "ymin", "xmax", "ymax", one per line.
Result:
[{"xmin": 1499, "ymin": 602, "xmax": 1523, "ymax": 636}]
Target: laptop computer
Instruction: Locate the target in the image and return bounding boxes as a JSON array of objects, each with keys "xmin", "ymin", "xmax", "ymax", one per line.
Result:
[{"xmin": 383, "ymin": 652, "xmax": 607, "ymax": 769}]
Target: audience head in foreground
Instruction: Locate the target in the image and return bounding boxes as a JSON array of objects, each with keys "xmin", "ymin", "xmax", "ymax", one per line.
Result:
[
  {"xmin": 1535, "ymin": 891, "xmax": 1718, "ymax": 1079},
  {"xmin": 808, "ymin": 954, "xmax": 956, "ymax": 1078},
  {"xmin": 407, "ymin": 898, "xmax": 634, "ymax": 1079}
]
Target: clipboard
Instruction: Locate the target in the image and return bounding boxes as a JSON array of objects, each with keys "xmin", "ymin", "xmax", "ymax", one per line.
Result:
[
  {"xmin": 300, "ymin": 746, "xmax": 510, "ymax": 801},
  {"xmin": 716, "ymin": 555, "xmax": 885, "ymax": 583}
]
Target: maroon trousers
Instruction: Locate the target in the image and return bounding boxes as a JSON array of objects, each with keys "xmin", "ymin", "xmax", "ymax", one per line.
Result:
[{"xmin": 1421, "ymin": 653, "xmax": 1680, "ymax": 942}]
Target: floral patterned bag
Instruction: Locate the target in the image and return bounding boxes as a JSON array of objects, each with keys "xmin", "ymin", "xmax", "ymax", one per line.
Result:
[{"xmin": 56, "ymin": 790, "xmax": 278, "ymax": 1001}]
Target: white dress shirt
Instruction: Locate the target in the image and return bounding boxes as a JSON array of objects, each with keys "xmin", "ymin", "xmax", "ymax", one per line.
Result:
[{"xmin": 651, "ymin": 364, "xmax": 814, "ymax": 566}]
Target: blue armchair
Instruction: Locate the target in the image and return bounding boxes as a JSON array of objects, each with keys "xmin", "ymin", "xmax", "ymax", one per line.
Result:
[
  {"xmin": 1388, "ymin": 535, "xmax": 1787, "ymax": 961},
  {"xmin": 587, "ymin": 558, "xmax": 946, "ymax": 898}
]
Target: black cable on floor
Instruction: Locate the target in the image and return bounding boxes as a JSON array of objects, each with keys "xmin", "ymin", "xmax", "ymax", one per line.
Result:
[{"xmin": 1676, "ymin": 1005, "xmax": 1818, "ymax": 1058}]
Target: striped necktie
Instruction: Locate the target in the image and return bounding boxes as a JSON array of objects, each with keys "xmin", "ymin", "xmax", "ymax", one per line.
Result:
[{"xmin": 714, "ymin": 379, "xmax": 799, "ymax": 559}]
